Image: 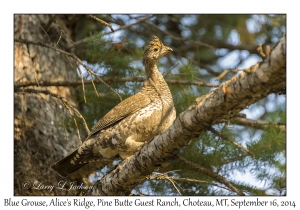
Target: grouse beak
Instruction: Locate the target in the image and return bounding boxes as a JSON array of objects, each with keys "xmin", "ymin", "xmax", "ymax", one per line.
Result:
[
  {"xmin": 166, "ymin": 46, "xmax": 173, "ymax": 52},
  {"xmin": 162, "ymin": 46, "xmax": 173, "ymax": 56}
]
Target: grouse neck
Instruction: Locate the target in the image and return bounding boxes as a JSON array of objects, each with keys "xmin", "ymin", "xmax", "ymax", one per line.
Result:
[
  {"xmin": 146, "ymin": 64, "xmax": 163, "ymax": 83},
  {"xmin": 144, "ymin": 63, "xmax": 174, "ymax": 106}
]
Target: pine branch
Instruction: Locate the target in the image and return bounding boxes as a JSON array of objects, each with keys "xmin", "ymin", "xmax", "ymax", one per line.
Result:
[
  {"xmin": 148, "ymin": 172, "xmax": 232, "ymax": 193},
  {"xmin": 87, "ymin": 15, "xmax": 114, "ymax": 32},
  {"xmin": 146, "ymin": 19, "xmax": 256, "ymax": 54},
  {"xmin": 177, "ymin": 41, "xmax": 258, "ymax": 55},
  {"xmin": 84, "ymin": 34, "xmax": 285, "ymax": 196},
  {"xmin": 14, "ymin": 78, "xmax": 218, "ymax": 88},
  {"xmin": 77, "ymin": 67, "xmax": 87, "ymax": 103},
  {"xmin": 74, "ymin": 15, "xmax": 153, "ymax": 46},
  {"xmin": 175, "ymin": 156, "xmax": 244, "ymax": 195},
  {"xmin": 232, "ymin": 117, "xmax": 286, "ymax": 133},
  {"xmin": 149, "ymin": 172, "xmax": 182, "ymax": 195},
  {"xmin": 231, "ymin": 180, "xmax": 269, "ymax": 196},
  {"xmin": 208, "ymin": 127, "xmax": 255, "ymax": 157},
  {"xmin": 194, "ymin": 61, "xmax": 219, "ymax": 76},
  {"xmin": 14, "ymin": 38, "xmax": 122, "ymax": 101},
  {"xmin": 171, "ymin": 46, "xmax": 219, "ymax": 76},
  {"xmin": 145, "ymin": 21, "xmax": 214, "ymax": 49},
  {"xmin": 50, "ymin": 17, "xmax": 76, "ymax": 46}
]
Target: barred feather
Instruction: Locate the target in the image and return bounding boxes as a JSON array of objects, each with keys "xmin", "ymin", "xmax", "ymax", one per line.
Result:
[{"xmin": 51, "ymin": 36, "xmax": 176, "ymax": 177}]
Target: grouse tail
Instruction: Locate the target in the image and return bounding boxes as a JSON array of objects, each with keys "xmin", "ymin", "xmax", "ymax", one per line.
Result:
[{"xmin": 51, "ymin": 149, "xmax": 88, "ymax": 177}]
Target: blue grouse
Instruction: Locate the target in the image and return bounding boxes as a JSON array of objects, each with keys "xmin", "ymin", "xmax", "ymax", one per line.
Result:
[{"xmin": 51, "ymin": 36, "xmax": 176, "ymax": 177}]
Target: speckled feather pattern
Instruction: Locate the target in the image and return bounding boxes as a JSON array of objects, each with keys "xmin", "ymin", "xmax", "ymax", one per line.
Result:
[{"xmin": 51, "ymin": 36, "xmax": 176, "ymax": 177}]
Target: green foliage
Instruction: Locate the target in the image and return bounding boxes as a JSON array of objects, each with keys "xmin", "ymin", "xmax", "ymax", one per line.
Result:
[{"xmin": 68, "ymin": 14, "xmax": 285, "ymax": 195}]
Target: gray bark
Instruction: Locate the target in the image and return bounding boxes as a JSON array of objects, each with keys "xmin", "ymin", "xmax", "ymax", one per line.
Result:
[{"xmin": 14, "ymin": 14, "xmax": 82, "ymax": 195}]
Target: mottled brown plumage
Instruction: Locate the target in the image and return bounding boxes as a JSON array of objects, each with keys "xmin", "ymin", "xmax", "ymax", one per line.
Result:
[{"xmin": 51, "ymin": 36, "xmax": 176, "ymax": 177}]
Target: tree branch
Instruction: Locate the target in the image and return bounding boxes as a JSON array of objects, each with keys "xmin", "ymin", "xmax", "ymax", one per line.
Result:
[
  {"xmin": 176, "ymin": 41, "xmax": 258, "ymax": 55},
  {"xmin": 175, "ymin": 156, "xmax": 244, "ymax": 195},
  {"xmin": 208, "ymin": 127, "xmax": 255, "ymax": 157},
  {"xmin": 147, "ymin": 174, "xmax": 232, "ymax": 193},
  {"xmin": 145, "ymin": 21, "xmax": 214, "ymax": 49},
  {"xmin": 171, "ymin": 46, "xmax": 219, "ymax": 76},
  {"xmin": 14, "ymin": 78, "xmax": 219, "ymax": 89},
  {"xmin": 84, "ymin": 35, "xmax": 286, "ymax": 196},
  {"xmin": 74, "ymin": 15, "xmax": 153, "ymax": 46},
  {"xmin": 14, "ymin": 38, "xmax": 122, "ymax": 101},
  {"xmin": 232, "ymin": 117, "xmax": 286, "ymax": 133},
  {"xmin": 87, "ymin": 15, "xmax": 114, "ymax": 32}
]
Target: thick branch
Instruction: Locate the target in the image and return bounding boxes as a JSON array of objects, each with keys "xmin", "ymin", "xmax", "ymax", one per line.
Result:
[{"xmin": 85, "ymin": 35, "xmax": 286, "ymax": 196}]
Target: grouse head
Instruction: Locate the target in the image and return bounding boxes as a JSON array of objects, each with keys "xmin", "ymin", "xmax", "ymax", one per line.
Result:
[{"xmin": 142, "ymin": 36, "xmax": 173, "ymax": 67}]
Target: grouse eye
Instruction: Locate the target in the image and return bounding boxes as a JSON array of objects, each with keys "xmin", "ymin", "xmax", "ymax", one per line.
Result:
[{"xmin": 153, "ymin": 48, "xmax": 158, "ymax": 52}]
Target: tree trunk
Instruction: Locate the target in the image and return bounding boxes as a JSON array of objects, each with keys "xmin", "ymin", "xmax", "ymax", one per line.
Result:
[{"xmin": 14, "ymin": 14, "xmax": 81, "ymax": 195}]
